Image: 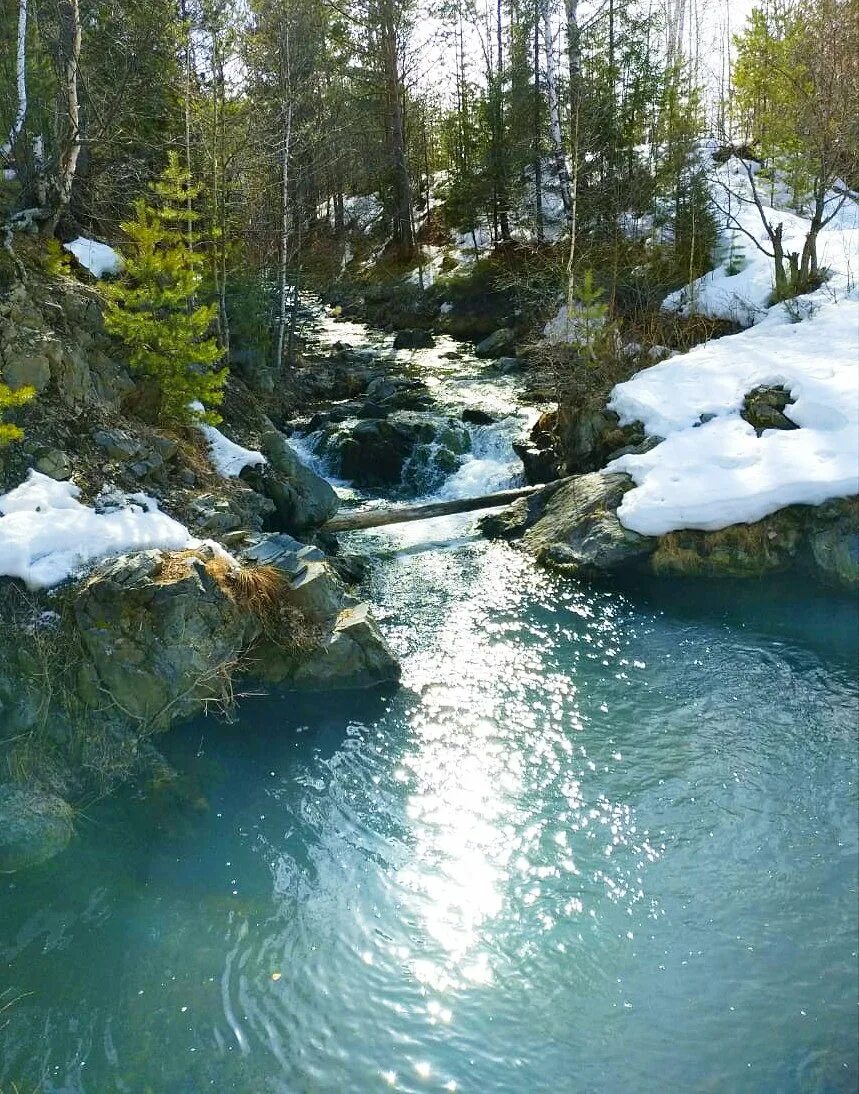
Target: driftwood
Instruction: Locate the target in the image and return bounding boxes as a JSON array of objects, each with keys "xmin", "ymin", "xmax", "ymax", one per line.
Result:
[{"xmin": 322, "ymin": 479, "xmax": 570, "ymax": 533}]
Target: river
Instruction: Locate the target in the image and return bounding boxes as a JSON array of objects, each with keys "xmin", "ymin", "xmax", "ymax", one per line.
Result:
[{"xmin": 1, "ymin": 308, "xmax": 857, "ymax": 1092}]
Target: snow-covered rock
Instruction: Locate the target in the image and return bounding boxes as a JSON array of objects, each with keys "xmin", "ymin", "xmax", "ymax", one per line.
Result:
[
  {"xmin": 607, "ymin": 293, "xmax": 859, "ymax": 536},
  {"xmin": 0, "ymin": 471, "xmax": 203, "ymax": 588}
]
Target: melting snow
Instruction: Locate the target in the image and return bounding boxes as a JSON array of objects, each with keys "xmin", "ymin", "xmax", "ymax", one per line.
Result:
[
  {"xmin": 0, "ymin": 472, "xmax": 204, "ymax": 589},
  {"xmin": 607, "ymin": 292, "xmax": 859, "ymax": 535},
  {"xmin": 199, "ymin": 423, "xmax": 266, "ymax": 478}
]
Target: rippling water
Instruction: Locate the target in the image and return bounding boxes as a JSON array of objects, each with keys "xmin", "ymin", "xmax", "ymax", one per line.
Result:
[{"xmin": 1, "ymin": 315, "xmax": 857, "ymax": 1092}]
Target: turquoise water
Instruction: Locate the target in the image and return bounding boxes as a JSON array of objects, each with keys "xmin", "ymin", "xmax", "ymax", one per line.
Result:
[{"xmin": 1, "ymin": 540, "xmax": 857, "ymax": 1092}]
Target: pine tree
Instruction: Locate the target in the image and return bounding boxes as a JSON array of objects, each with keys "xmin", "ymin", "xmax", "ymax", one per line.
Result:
[
  {"xmin": 0, "ymin": 382, "xmax": 34, "ymax": 446},
  {"xmin": 104, "ymin": 153, "xmax": 227, "ymax": 425}
]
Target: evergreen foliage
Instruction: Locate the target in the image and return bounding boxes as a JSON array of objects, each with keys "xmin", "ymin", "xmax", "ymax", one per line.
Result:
[
  {"xmin": 104, "ymin": 154, "xmax": 227, "ymax": 425},
  {"xmin": 0, "ymin": 382, "xmax": 34, "ymax": 446}
]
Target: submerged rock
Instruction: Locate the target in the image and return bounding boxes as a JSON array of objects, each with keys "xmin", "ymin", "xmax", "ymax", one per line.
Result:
[{"xmin": 0, "ymin": 783, "xmax": 74, "ymax": 872}]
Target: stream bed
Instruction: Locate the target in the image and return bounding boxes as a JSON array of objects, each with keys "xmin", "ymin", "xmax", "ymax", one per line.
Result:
[{"xmin": 1, "ymin": 310, "xmax": 857, "ymax": 1092}]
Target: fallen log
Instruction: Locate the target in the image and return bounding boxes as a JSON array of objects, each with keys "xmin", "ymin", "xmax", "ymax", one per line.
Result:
[{"xmin": 322, "ymin": 478, "xmax": 571, "ymax": 533}]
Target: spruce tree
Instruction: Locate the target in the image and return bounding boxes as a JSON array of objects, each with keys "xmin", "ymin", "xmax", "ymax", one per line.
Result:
[{"xmin": 104, "ymin": 153, "xmax": 227, "ymax": 425}]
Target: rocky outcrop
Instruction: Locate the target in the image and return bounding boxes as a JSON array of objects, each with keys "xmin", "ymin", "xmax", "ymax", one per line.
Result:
[
  {"xmin": 0, "ymin": 281, "xmax": 133, "ymax": 414},
  {"xmin": 483, "ymin": 471, "xmax": 858, "ymax": 590}
]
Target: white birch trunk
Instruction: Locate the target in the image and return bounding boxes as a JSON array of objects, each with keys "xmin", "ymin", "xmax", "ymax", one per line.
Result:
[
  {"xmin": 2, "ymin": 0, "xmax": 28, "ymax": 158},
  {"xmin": 541, "ymin": 0, "xmax": 572, "ymax": 215}
]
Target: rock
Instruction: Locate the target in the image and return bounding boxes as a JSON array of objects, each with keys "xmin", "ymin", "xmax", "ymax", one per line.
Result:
[
  {"xmin": 338, "ymin": 419, "xmax": 416, "ymax": 484},
  {"xmin": 523, "ymin": 473, "xmax": 654, "ymax": 573},
  {"xmin": 0, "ymin": 783, "xmax": 74, "ymax": 872},
  {"xmin": 393, "ymin": 329, "xmax": 435, "ymax": 349},
  {"xmin": 462, "ymin": 408, "xmax": 497, "ymax": 426},
  {"xmin": 329, "ymin": 552, "xmax": 370, "ymax": 586},
  {"xmin": 241, "ymin": 532, "xmax": 308, "ymax": 573},
  {"xmin": 285, "ymin": 560, "xmax": 345, "ymax": 623},
  {"xmin": 92, "ymin": 427, "xmax": 144, "ymax": 460},
  {"xmin": 357, "ymin": 401, "xmax": 389, "ymax": 419},
  {"xmin": 291, "ymin": 603, "xmax": 400, "ymax": 690},
  {"xmin": 554, "ymin": 405, "xmax": 646, "ymax": 473},
  {"xmin": 484, "ymin": 472, "xmax": 655, "ymax": 575},
  {"xmin": 73, "ymin": 549, "xmax": 261, "ymax": 729},
  {"xmin": 364, "ymin": 375, "xmax": 432, "ymax": 410},
  {"xmin": 33, "ymin": 447, "xmax": 72, "ymax": 481},
  {"xmin": 805, "ymin": 500, "xmax": 859, "ymax": 590},
  {"xmin": 475, "ymin": 328, "xmax": 516, "ymax": 358},
  {"xmin": 2, "ymin": 350, "xmax": 52, "ymax": 392},
  {"xmin": 513, "ymin": 439, "xmax": 558, "ymax": 484},
  {"xmin": 494, "ymin": 356, "xmax": 521, "ymax": 373},
  {"xmin": 742, "ymin": 385, "xmax": 798, "ymax": 435},
  {"xmin": 242, "ymin": 431, "xmax": 339, "ymax": 532}
]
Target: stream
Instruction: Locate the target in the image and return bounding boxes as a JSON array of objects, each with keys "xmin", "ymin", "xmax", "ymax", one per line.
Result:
[{"xmin": 1, "ymin": 306, "xmax": 857, "ymax": 1092}]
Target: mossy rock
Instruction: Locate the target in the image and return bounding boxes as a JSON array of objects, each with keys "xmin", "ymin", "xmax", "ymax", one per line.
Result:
[{"xmin": 0, "ymin": 783, "xmax": 74, "ymax": 872}]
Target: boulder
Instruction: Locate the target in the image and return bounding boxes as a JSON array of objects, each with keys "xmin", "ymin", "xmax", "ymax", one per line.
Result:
[
  {"xmin": 393, "ymin": 329, "xmax": 435, "ymax": 349},
  {"xmin": 241, "ymin": 431, "xmax": 338, "ymax": 532},
  {"xmin": 364, "ymin": 375, "xmax": 432, "ymax": 410},
  {"xmin": 33, "ymin": 447, "xmax": 72, "ymax": 481},
  {"xmin": 291, "ymin": 603, "xmax": 400, "ymax": 690},
  {"xmin": 0, "ymin": 783, "xmax": 74, "ymax": 872},
  {"xmin": 462, "ymin": 408, "xmax": 497, "ymax": 426},
  {"xmin": 475, "ymin": 328, "xmax": 516, "ymax": 358},
  {"xmin": 522, "ymin": 473, "xmax": 655, "ymax": 573},
  {"xmin": 483, "ymin": 472, "xmax": 655, "ymax": 575},
  {"xmin": 73, "ymin": 549, "xmax": 261, "ymax": 729},
  {"xmin": 513, "ymin": 439, "xmax": 558, "ymax": 484}
]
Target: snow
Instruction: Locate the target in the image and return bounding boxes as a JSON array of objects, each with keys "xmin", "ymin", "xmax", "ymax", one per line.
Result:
[
  {"xmin": 200, "ymin": 425, "xmax": 266, "ymax": 477},
  {"xmin": 191, "ymin": 403, "xmax": 267, "ymax": 477},
  {"xmin": 607, "ymin": 292, "xmax": 859, "ymax": 535},
  {"xmin": 0, "ymin": 472, "xmax": 204, "ymax": 589},
  {"xmin": 63, "ymin": 236, "xmax": 123, "ymax": 278},
  {"xmin": 664, "ymin": 157, "xmax": 859, "ymax": 326}
]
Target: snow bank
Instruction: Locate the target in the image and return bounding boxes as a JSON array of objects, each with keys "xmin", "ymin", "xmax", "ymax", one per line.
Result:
[
  {"xmin": 63, "ymin": 237, "xmax": 123, "ymax": 278},
  {"xmin": 0, "ymin": 472, "xmax": 202, "ymax": 589},
  {"xmin": 199, "ymin": 423, "xmax": 266, "ymax": 477},
  {"xmin": 607, "ymin": 293, "xmax": 859, "ymax": 535}
]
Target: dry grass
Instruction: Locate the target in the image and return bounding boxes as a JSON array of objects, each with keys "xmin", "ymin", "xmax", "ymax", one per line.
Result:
[{"xmin": 204, "ymin": 558, "xmax": 286, "ymax": 619}]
